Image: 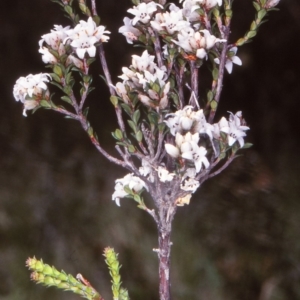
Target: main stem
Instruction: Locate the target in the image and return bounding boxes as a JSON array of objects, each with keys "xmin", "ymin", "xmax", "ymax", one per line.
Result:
[
  {"xmin": 155, "ymin": 201, "xmax": 177, "ymax": 300},
  {"xmin": 158, "ymin": 226, "xmax": 172, "ymax": 300}
]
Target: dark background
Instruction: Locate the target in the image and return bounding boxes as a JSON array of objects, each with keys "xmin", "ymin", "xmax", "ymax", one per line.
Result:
[{"xmin": 1, "ymin": 0, "xmax": 300, "ymax": 299}]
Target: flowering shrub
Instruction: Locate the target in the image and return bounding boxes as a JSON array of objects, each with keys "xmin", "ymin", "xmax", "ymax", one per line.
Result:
[{"xmin": 13, "ymin": 0, "xmax": 280, "ymax": 299}]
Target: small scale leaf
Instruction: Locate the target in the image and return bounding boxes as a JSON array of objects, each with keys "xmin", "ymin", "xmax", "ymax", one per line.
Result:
[
  {"xmin": 135, "ymin": 130, "xmax": 143, "ymax": 142},
  {"xmin": 132, "ymin": 110, "xmax": 141, "ymax": 124},
  {"xmin": 61, "ymin": 96, "xmax": 72, "ymax": 104},
  {"xmin": 110, "ymin": 96, "xmax": 118, "ymax": 107}
]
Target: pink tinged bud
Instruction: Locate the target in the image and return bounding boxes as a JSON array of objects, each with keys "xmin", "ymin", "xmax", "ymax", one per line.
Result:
[
  {"xmin": 266, "ymin": 0, "xmax": 280, "ymax": 8},
  {"xmin": 165, "ymin": 143, "xmax": 180, "ymax": 158}
]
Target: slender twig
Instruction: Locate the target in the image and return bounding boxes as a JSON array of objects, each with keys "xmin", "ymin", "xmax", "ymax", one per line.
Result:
[
  {"xmin": 174, "ymin": 63, "xmax": 185, "ymax": 108},
  {"xmin": 189, "ymin": 60, "xmax": 199, "ymax": 108},
  {"xmin": 78, "ymin": 114, "xmax": 130, "ymax": 168},
  {"xmin": 208, "ymin": 154, "xmax": 237, "ymax": 178},
  {"xmin": 208, "ymin": 26, "xmax": 230, "ymax": 123},
  {"xmin": 79, "ymin": 59, "xmax": 90, "ymax": 111},
  {"xmin": 98, "ymin": 44, "xmax": 126, "ymax": 133},
  {"xmin": 90, "ymin": 0, "xmax": 98, "ymax": 16},
  {"xmin": 148, "ymin": 27, "xmax": 163, "ymax": 68}
]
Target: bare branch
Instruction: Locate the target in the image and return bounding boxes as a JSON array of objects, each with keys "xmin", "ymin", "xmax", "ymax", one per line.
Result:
[{"xmin": 148, "ymin": 27, "xmax": 163, "ymax": 68}]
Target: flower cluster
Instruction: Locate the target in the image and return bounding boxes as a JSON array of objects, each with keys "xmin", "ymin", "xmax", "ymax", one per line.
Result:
[
  {"xmin": 164, "ymin": 106, "xmax": 249, "ymax": 173},
  {"xmin": 119, "ymin": 0, "xmax": 235, "ymax": 67},
  {"xmin": 115, "ymin": 50, "xmax": 170, "ymax": 110},
  {"xmin": 39, "ymin": 17, "xmax": 110, "ymax": 65},
  {"xmin": 13, "ymin": 73, "xmax": 51, "ymax": 116}
]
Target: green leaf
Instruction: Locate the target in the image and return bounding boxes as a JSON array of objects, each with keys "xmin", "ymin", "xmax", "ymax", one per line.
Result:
[
  {"xmin": 115, "ymin": 129, "xmax": 123, "ymax": 140},
  {"xmin": 127, "ymin": 120, "xmax": 137, "ymax": 133},
  {"xmin": 110, "ymin": 96, "xmax": 118, "ymax": 107},
  {"xmin": 207, "ymin": 90, "xmax": 214, "ymax": 102},
  {"xmin": 247, "ymin": 30, "xmax": 257, "ymax": 38},
  {"xmin": 212, "ymin": 67, "xmax": 219, "ymax": 80},
  {"xmin": 64, "ymin": 5, "xmax": 73, "ymax": 16},
  {"xmin": 120, "ymin": 103, "xmax": 132, "ymax": 117},
  {"xmin": 127, "ymin": 145, "xmax": 136, "ymax": 153},
  {"xmin": 135, "ymin": 130, "xmax": 143, "ymax": 142},
  {"xmin": 83, "ymin": 107, "xmax": 89, "ymax": 117},
  {"xmin": 93, "ymin": 15, "xmax": 101, "ymax": 25},
  {"xmin": 242, "ymin": 142, "xmax": 253, "ymax": 149},
  {"xmin": 50, "ymin": 73, "xmax": 61, "ymax": 83},
  {"xmin": 53, "ymin": 64, "xmax": 63, "ymax": 77},
  {"xmin": 39, "ymin": 100, "xmax": 52, "ymax": 108},
  {"xmin": 257, "ymin": 9, "xmax": 267, "ymax": 19},
  {"xmin": 253, "ymin": 1, "xmax": 261, "ymax": 11},
  {"xmin": 210, "ymin": 100, "xmax": 218, "ymax": 110},
  {"xmin": 132, "ymin": 110, "xmax": 141, "ymax": 124},
  {"xmin": 61, "ymin": 96, "xmax": 72, "ymax": 104}
]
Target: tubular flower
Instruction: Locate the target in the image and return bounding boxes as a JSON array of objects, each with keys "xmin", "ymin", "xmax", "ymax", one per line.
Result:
[
  {"xmin": 220, "ymin": 111, "xmax": 249, "ymax": 147},
  {"xmin": 13, "ymin": 73, "xmax": 51, "ymax": 116},
  {"xmin": 214, "ymin": 47, "xmax": 242, "ymax": 74},
  {"xmin": 173, "ymin": 29, "xmax": 226, "ymax": 60},
  {"xmin": 65, "ymin": 17, "xmax": 110, "ymax": 59},
  {"xmin": 119, "ymin": 17, "xmax": 142, "ymax": 44},
  {"xmin": 112, "ymin": 174, "xmax": 147, "ymax": 206},
  {"xmin": 128, "ymin": 1, "xmax": 161, "ymax": 25}
]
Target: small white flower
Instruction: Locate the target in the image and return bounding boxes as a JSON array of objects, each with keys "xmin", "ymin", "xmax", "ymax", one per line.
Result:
[
  {"xmin": 128, "ymin": 2, "xmax": 161, "ymax": 25},
  {"xmin": 220, "ymin": 111, "xmax": 249, "ymax": 147},
  {"xmin": 157, "ymin": 166, "xmax": 175, "ymax": 182},
  {"xmin": 214, "ymin": 47, "xmax": 242, "ymax": 74},
  {"xmin": 173, "ymin": 29, "xmax": 226, "ymax": 59},
  {"xmin": 39, "ymin": 25, "xmax": 70, "ymax": 51},
  {"xmin": 65, "ymin": 17, "xmax": 110, "ymax": 59},
  {"xmin": 119, "ymin": 17, "xmax": 142, "ymax": 44},
  {"xmin": 112, "ymin": 173, "xmax": 147, "ymax": 206},
  {"xmin": 201, "ymin": 0, "xmax": 222, "ymax": 10},
  {"xmin": 139, "ymin": 159, "xmax": 154, "ymax": 182},
  {"xmin": 181, "ymin": 142, "xmax": 209, "ymax": 172},
  {"xmin": 39, "ymin": 47, "xmax": 57, "ymax": 64},
  {"xmin": 132, "ymin": 50, "xmax": 156, "ymax": 73},
  {"xmin": 13, "ymin": 73, "xmax": 51, "ymax": 116},
  {"xmin": 70, "ymin": 36, "xmax": 98, "ymax": 59},
  {"xmin": 66, "ymin": 55, "xmax": 84, "ymax": 69}
]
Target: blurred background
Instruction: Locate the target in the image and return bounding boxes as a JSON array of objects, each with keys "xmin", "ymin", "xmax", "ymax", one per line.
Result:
[{"xmin": 1, "ymin": 0, "xmax": 300, "ymax": 299}]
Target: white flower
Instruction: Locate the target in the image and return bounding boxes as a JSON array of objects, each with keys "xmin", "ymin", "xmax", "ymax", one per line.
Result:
[
  {"xmin": 38, "ymin": 47, "xmax": 57, "ymax": 64},
  {"xmin": 157, "ymin": 166, "xmax": 175, "ymax": 182},
  {"xmin": 132, "ymin": 50, "xmax": 156, "ymax": 73},
  {"xmin": 70, "ymin": 35, "xmax": 98, "ymax": 59},
  {"xmin": 212, "ymin": 116, "xmax": 229, "ymax": 139},
  {"xmin": 220, "ymin": 111, "xmax": 249, "ymax": 147},
  {"xmin": 119, "ymin": 17, "xmax": 142, "ymax": 44},
  {"xmin": 114, "ymin": 82, "xmax": 130, "ymax": 104},
  {"xmin": 139, "ymin": 159, "xmax": 154, "ymax": 182},
  {"xmin": 181, "ymin": 142, "xmax": 209, "ymax": 172},
  {"xmin": 151, "ymin": 9, "xmax": 190, "ymax": 35},
  {"xmin": 13, "ymin": 73, "xmax": 51, "ymax": 116},
  {"xmin": 201, "ymin": 0, "xmax": 222, "ymax": 10},
  {"xmin": 66, "ymin": 55, "xmax": 84, "ymax": 69},
  {"xmin": 265, "ymin": 0, "xmax": 280, "ymax": 8},
  {"xmin": 128, "ymin": 2, "xmax": 160, "ymax": 25},
  {"xmin": 112, "ymin": 173, "xmax": 147, "ymax": 206},
  {"xmin": 67, "ymin": 17, "xmax": 110, "ymax": 42},
  {"xmin": 214, "ymin": 47, "xmax": 242, "ymax": 74},
  {"xmin": 39, "ymin": 25, "xmax": 70, "ymax": 52},
  {"xmin": 181, "ymin": 167, "xmax": 201, "ymax": 193},
  {"xmin": 173, "ymin": 29, "xmax": 226, "ymax": 59},
  {"xmin": 65, "ymin": 17, "xmax": 110, "ymax": 58}
]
